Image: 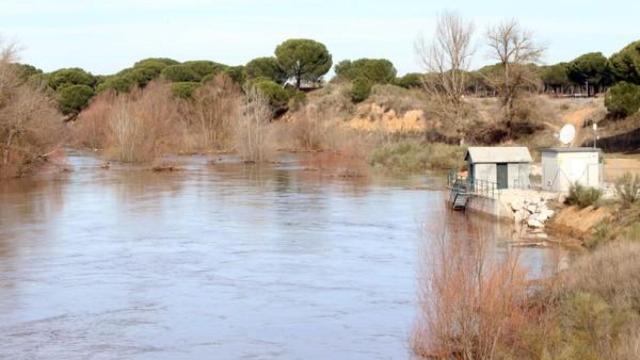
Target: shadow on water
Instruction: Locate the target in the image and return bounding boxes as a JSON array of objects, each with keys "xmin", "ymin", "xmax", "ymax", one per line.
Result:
[{"xmin": 0, "ymin": 152, "xmax": 559, "ymax": 360}]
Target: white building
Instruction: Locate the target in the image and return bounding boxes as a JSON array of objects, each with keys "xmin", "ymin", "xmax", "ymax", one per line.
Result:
[
  {"xmin": 541, "ymin": 148, "xmax": 602, "ymax": 192},
  {"xmin": 465, "ymin": 147, "xmax": 533, "ymax": 189}
]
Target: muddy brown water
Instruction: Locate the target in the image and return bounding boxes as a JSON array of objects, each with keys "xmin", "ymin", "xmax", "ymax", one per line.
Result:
[{"xmin": 0, "ymin": 151, "xmax": 557, "ymax": 359}]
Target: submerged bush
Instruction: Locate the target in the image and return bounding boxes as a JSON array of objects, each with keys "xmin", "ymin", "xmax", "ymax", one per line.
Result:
[
  {"xmin": 566, "ymin": 183, "xmax": 603, "ymax": 208},
  {"xmin": 234, "ymin": 88, "xmax": 274, "ymax": 162},
  {"xmin": 73, "ymin": 77, "xmax": 243, "ymax": 158},
  {"xmin": 369, "ymin": 141, "xmax": 465, "ymax": 173},
  {"xmin": 188, "ymin": 75, "xmax": 242, "ymax": 150}
]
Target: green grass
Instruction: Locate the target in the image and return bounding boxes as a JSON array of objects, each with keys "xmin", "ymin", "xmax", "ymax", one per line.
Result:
[{"xmin": 369, "ymin": 140, "xmax": 466, "ymax": 173}]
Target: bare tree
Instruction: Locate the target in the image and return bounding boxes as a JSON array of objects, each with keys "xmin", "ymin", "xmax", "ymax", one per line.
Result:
[
  {"xmin": 416, "ymin": 11, "xmax": 475, "ymax": 139},
  {"xmin": 486, "ymin": 20, "xmax": 545, "ymax": 123}
]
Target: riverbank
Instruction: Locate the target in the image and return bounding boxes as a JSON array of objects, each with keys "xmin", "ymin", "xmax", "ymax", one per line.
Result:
[{"xmin": 425, "ymin": 172, "xmax": 640, "ymax": 359}]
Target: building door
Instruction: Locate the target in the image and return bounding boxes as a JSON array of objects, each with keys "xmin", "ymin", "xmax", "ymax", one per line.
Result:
[{"xmin": 497, "ymin": 163, "xmax": 508, "ymax": 189}]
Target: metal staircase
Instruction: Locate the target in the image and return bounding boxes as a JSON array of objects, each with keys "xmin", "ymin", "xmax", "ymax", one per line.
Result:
[
  {"xmin": 447, "ymin": 170, "xmax": 499, "ymax": 211},
  {"xmin": 448, "ymin": 172, "xmax": 470, "ymax": 210}
]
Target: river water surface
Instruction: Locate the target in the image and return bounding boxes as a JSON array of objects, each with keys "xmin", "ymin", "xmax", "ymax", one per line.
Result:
[{"xmin": 0, "ymin": 152, "xmax": 554, "ymax": 359}]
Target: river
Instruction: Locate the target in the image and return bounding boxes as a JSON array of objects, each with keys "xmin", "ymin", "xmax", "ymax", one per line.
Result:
[{"xmin": 0, "ymin": 151, "xmax": 556, "ymax": 359}]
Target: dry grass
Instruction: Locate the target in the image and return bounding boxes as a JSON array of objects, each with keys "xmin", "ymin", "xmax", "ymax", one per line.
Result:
[{"xmin": 0, "ymin": 42, "xmax": 64, "ymax": 178}]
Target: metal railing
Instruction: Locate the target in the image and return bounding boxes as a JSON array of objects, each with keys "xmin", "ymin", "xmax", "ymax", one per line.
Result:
[{"xmin": 447, "ymin": 170, "xmax": 500, "ymax": 200}]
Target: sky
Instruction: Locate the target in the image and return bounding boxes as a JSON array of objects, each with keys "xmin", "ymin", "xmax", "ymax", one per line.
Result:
[{"xmin": 1, "ymin": 0, "xmax": 638, "ymax": 76}]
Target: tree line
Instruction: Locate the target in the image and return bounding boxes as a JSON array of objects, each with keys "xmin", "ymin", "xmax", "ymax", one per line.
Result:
[{"xmin": 11, "ymin": 33, "xmax": 640, "ymax": 120}]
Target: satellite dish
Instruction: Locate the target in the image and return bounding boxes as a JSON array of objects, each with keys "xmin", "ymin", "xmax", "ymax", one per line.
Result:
[{"xmin": 558, "ymin": 124, "xmax": 576, "ymax": 146}]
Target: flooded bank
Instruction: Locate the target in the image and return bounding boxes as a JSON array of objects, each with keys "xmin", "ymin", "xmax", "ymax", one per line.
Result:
[{"xmin": 0, "ymin": 152, "xmax": 558, "ymax": 359}]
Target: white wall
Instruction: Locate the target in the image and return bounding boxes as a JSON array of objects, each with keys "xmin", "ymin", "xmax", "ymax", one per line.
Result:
[
  {"xmin": 508, "ymin": 163, "xmax": 531, "ymax": 188},
  {"xmin": 471, "ymin": 163, "xmax": 531, "ymax": 189},
  {"xmin": 542, "ymin": 151, "xmax": 600, "ymax": 192},
  {"xmin": 472, "ymin": 163, "xmax": 497, "ymax": 183}
]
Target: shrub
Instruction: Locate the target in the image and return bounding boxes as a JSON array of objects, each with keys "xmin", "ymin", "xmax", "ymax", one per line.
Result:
[
  {"xmin": 57, "ymin": 84, "xmax": 95, "ymax": 114},
  {"xmin": 290, "ymin": 105, "xmax": 327, "ymax": 150},
  {"xmin": 395, "ymin": 73, "xmax": 423, "ymax": 89},
  {"xmin": 245, "ymin": 57, "xmax": 287, "ymax": 84},
  {"xmin": 566, "ymin": 182, "xmax": 603, "ymax": 208},
  {"xmin": 605, "ymin": 81, "xmax": 640, "ymax": 117},
  {"xmin": 586, "ymin": 222, "xmax": 613, "ymax": 249},
  {"xmin": 171, "ymin": 82, "xmax": 200, "ymax": 99},
  {"xmin": 73, "ymin": 83, "xmax": 186, "ymax": 163},
  {"xmin": 105, "ymin": 83, "xmax": 186, "ymax": 163},
  {"xmin": 350, "ymin": 77, "xmax": 372, "ymax": 103},
  {"xmin": 11, "ymin": 63, "xmax": 43, "ymax": 82},
  {"xmin": 161, "ymin": 65, "xmax": 200, "ymax": 82},
  {"xmin": 287, "ymin": 89, "xmax": 307, "ymax": 111},
  {"xmin": 183, "ymin": 60, "xmax": 226, "ymax": 79},
  {"xmin": 47, "ymin": 67, "xmax": 96, "ymax": 90},
  {"xmin": 133, "ymin": 58, "xmax": 179, "ymax": 68},
  {"xmin": 96, "ymin": 75, "xmax": 136, "ymax": 93},
  {"xmin": 71, "ymin": 91, "xmax": 115, "ymax": 150},
  {"xmin": 335, "ymin": 58, "xmax": 397, "ymax": 84},
  {"xmin": 0, "ymin": 44, "xmax": 63, "ymax": 177},
  {"xmin": 222, "ymin": 66, "xmax": 246, "ymax": 85},
  {"xmin": 615, "ymin": 172, "xmax": 640, "ymax": 206},
  {"xmin": 234, "ymin": 88, "xmax": 274, "ymax": 162},
  {"xmin": 119, "ymin": 64, "xmax": 165, "ymax": 87},
  {"xmin": 413, "ymin": 225, "xmax": 530, "ymax": 359},
  {"xmin": 253, "ymin": 80, "xmax": 290, "ymax": 115},
  {"xmin": 187, "ymin": 75, "xmax": 242, "ymax": 150}
]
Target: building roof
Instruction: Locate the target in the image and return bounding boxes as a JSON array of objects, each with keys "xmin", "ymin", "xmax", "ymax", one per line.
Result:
[
  {"xmin": 541, "ymin": 147, "xmax": 601, "ymax": 153},
  {"xmin": 465, "ymin": 146, "xmax": 533, "ymax": 164}
]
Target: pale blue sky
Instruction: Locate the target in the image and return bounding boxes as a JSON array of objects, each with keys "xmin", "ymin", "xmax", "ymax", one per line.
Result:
[{"xmin": 1, "ymin": 0, "xmax": 638, "ymax": 75}]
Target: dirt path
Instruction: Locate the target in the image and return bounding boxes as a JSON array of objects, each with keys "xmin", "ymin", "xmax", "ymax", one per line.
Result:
[{"xmin": 563, "ymin": 107, "xmax": 599, "ymax": 145}]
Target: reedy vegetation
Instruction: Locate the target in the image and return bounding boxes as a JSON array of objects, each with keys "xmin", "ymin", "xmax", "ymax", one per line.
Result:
[{"xmin": 416, "ymin": 187, "xmax": 640, "ymax": 360}]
